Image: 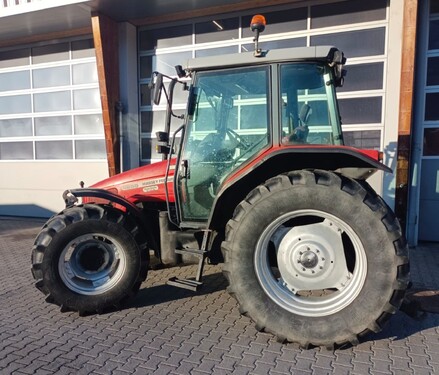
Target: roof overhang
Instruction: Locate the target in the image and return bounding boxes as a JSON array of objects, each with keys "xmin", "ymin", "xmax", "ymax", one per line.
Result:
[{"xmin": 0, "ymin": 0, "xmax": 306, "ymax": 48}]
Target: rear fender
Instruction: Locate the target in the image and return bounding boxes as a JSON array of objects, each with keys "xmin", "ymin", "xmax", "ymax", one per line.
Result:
[{"xmin": 208, "ymin": 147, "xmax": 391, "ymax": 231}]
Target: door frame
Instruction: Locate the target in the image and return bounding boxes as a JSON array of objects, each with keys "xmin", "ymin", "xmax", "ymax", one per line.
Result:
[{"xmin": 408, "ymin": 0, "xmax": 439, "ymax": 245}]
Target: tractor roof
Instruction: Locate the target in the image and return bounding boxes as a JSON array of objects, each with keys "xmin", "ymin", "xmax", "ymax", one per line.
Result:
[{"xmin": 185, "ymin": 45, "xmax": 338, "ymax": 73}]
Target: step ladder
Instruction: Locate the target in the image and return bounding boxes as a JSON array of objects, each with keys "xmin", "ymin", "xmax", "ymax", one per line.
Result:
[{"xmin": 166, "ymin": 230, "xmax": 211, "ymax": 291}]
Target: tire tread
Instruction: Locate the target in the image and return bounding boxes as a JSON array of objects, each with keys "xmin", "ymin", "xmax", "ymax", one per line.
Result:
[
  {"xmin": 221, "ymin": 169, "xmax": 409, "ymax": 348},
  {"xmin": 31, "ymin": 204, "xmax": 149, "ymax": 314}
]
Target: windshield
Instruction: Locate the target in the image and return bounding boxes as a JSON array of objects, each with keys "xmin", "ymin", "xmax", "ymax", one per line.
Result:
[
  {"xmin": 178, "ymin": 66, "xmax": 270, "ymax": 221},
  {"xmin": 280, "ymin": 63, "xmax": 343, "ymax": 146}
]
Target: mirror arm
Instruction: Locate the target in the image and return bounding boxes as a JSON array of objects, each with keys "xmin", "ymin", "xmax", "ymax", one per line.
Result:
[{"xmin": 165, "ymin": 79, "xmax": 178, "ymax": 134}]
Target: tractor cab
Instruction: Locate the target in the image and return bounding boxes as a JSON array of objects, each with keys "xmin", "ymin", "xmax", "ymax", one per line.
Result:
[{"xmin": 152, "ymin": 44, "xmax": 346, "ymax": 224}]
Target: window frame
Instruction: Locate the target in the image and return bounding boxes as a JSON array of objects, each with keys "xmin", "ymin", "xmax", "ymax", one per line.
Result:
[{"xmin": 0, "ymin": 37, "xmax": 105, "ymax": 161}]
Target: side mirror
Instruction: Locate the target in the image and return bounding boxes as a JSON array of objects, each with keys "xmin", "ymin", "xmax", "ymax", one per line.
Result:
[
  {"xmin": 156, "ymin": 131, "xmax": 169, "ymax": 143},
  {"xmin": 152, "ymin": 73, "xmax": 164, "ymax": 105},
  {"xmin": 156, "ymin": 131, "xmax": 170, "ymax": 155},
  {"xmin": 187, "ymin": 86, "xmax": 199, "ymax": 117},
  {"xmin": 336, "ymin": 69, "xmax": 347, "ymax": 88},
  {"xmin": 175, "ymin": 65, "xmax": 186, "ymax": 78},
  {"xmin": 327, "ymin": 48, "xmax": 346, "ymax": 87}
]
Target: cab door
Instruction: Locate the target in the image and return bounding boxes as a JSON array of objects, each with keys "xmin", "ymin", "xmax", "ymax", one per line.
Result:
[{"xmin": 176, "ymin": 66, "xmax": 271, "ymax": 224}]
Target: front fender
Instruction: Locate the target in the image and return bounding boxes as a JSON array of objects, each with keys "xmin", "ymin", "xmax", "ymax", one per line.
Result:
[{"xmin": 63, "ymin": 188, "xmax": 148, "ymax": 231}]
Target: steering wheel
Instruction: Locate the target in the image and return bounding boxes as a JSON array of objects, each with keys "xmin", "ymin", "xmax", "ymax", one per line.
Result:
[
  {"xmin": 193, "ymin": 133, "xmax": 235, "ymax": 163},
  {"xmin": 226, "ymin": 128, "xmax": 250, "ymax": 150}
]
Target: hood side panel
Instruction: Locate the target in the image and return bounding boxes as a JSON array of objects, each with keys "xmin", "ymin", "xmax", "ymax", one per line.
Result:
[{"xmin": 90, "ymin": 159, "xmax": 176, "ymax": 204}]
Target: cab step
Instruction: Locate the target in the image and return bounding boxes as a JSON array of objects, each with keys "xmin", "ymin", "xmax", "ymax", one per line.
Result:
[
  {"xmin": 167, "ymin": 276, "xmax": 204, "ymax": 291},
  {"xmin": 166, "ymin": 230, "xmax": 211, "ymax": 291}
]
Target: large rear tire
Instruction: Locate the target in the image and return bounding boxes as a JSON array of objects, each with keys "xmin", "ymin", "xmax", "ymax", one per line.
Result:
[
  {"xmin": 31, "ymin": 204, "xmax": 149, "ymax": 314},
  {"xmin": 222, "ymin": 170, "xmax": 409, "ymax": 348}
]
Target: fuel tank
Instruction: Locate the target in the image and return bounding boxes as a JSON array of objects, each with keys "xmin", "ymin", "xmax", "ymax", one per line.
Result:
[{"xmin": 90, "ymin": 159, "xmax": 176, "ymax": 204}]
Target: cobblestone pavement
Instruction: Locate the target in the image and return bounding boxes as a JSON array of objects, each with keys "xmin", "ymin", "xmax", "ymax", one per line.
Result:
[{"xmin": 1, "ymin": 217, "xmax": 439, "ymax": 375}]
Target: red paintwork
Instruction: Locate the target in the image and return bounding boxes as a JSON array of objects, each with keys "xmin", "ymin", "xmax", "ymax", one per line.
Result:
[
  {"xmin": 88, "ymin": 145, "xmax": 382, "ymax": 204},
  {"xmin": 354, "ymin": 148, "xmax": 381, "ymax": 161},
  {"xmin": 225, "ymin": 144, "xmax": 382, "ymax": 183},
  {"xmin": 89, "ymin": 159, "xmax": 176, "ymax": 204}
]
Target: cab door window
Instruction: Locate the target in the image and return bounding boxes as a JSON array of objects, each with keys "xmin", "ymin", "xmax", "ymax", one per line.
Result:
[{"xmin": 179, "ymin": 66, "xmax": 270, "ymax": 221}]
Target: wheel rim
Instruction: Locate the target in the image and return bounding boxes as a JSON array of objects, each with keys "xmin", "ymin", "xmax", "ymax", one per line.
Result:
[
  {"xmin": 254, "ymin": 209, "xmax": 367, "ymax": 317},
  {"xmin": 58, "ymin": 233, "xmax": 127, "ymax": 295}
]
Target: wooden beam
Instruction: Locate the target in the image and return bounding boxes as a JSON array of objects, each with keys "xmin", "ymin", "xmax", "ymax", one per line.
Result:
[
  {"xmin": 92, "ymin": 13, "xmax": 120, "ymax": 177},
  {"xmin": 394, "ymin": 0, "xmax": 418, "ymax": 233}
]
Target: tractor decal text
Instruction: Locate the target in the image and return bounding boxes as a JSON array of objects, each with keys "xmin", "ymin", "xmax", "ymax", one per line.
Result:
[
  {"xmin": 120, "ymin": 178, "xmax": 165, "ymax": 191},
  {"xmin": 143, "ymin": 186, "xmax": 159, "ymax": 192}
]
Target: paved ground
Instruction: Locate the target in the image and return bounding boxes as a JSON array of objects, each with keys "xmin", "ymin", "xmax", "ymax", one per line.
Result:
[{"xmin": 1, "ymin": 217, "xmax": 439, "ymax": 375}]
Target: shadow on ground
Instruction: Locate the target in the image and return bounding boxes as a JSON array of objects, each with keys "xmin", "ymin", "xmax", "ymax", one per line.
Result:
[
  {"xmin": 0, "ymin": 217, "xmax": 45, "ymax": 238},
  {"xmin": 127, "ymin": 271, "xmax": 228, "ymax": 310},
  {"xmin": 128, "ymin": 265, "xmax": 439, "ymax": 348},
  {"xmin": 364, "ymin": 309, "xmax": 439, "ymax": 345}
]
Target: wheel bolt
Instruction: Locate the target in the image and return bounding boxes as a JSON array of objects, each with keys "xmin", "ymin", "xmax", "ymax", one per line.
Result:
[{"xmin": 302, "ymin": 267, "xmax": 306, "ymax": 271}]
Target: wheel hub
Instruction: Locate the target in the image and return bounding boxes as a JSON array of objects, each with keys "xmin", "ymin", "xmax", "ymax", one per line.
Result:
[
  {"xmin": 59, "ymin": 233, "xmax": 127, "ymax": 295},
  {"xmin": 277, "ymin": 219, "xmax": 351, "ymax": 293},
  {"xmin": 77, "ymin": 245, "xmax": 110, "ymax": 273},
  {"xmin": 300, "ymin": 250, "xmax": 319, "ymax": 269}
]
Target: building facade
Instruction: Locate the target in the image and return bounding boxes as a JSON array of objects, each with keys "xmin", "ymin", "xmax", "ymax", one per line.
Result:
[{"xmin": 0, "ymin": 0, "xmax": 435, "ymax": 245}]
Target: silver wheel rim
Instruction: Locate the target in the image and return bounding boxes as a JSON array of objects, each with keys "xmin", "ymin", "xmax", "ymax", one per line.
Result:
[
  {"xmin": 254, "ymin": 209, "xmax": 367, "ymax": 317},
  {"xmin": 58, "ymin": 233, "xmax": 127, "ymax": 295}
]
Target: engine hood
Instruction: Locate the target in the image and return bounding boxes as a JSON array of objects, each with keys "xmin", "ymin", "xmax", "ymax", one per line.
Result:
[{"xmin": 90, "ymin": 159, "xmax": 176, "ymax": 203}]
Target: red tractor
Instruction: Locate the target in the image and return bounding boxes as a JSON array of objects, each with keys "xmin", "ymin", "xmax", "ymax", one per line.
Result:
[{"xmin": 32, "ymin": 16, "xmax": 409, "ymax": 348}]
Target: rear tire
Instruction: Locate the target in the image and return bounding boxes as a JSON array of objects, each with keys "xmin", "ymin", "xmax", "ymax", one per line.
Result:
[
  {"xmin": 222, "ymin": 170, "xmax": 409, "ymax": 348},
  {"xmin": 31, "ymin": 204, "xmax": 149, "ymax": 314}
]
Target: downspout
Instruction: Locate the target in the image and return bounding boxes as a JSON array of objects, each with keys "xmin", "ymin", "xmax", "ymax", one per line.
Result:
[{"xmin": 116, "ymin": 101, "xmax": 124, "ymax": 172}]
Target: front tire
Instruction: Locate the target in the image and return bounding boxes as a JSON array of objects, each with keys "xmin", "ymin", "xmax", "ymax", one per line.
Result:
[
  {"xmin": 222, "ymin": 170, "xmax": 409, "ymax": 348},
  {"xmin": 31, "ymin": 204, "xmax": 149, "ymax": 314}
]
